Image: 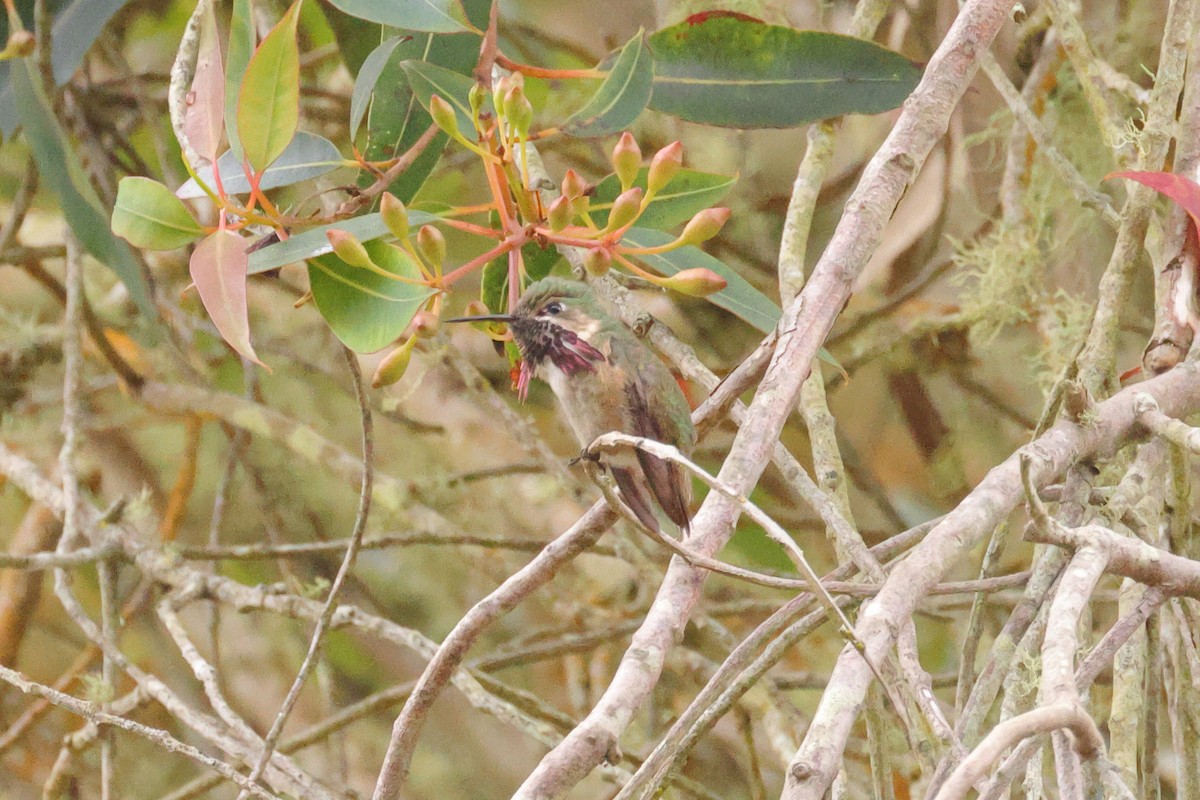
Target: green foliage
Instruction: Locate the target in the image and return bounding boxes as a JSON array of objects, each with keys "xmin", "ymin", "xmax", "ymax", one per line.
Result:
[
  {"xmin": 12, "ymin": 60, "xmax": 155, "ymax": 318},
  {"xmin": 112, "ymin": 177, "xmax": 203, "ymax": 250},
  {"xmin": 590, "ymin": 168, "xmax": 736, "ymax": 229},
  {"xmin": 645, "ymin": 15, "xmax": 921, "ymax": 128},
  {"xmin": 622, "ymin": 228, "xmax": 779, "ymax": 333},
  {"xmin": 237, "ymin": 0, "xmax": 303, "ymax": 173},
  {"xmin": 562, "ymin": 30, "xmax": 652, "ymax": 137},
  {"xmin": 308, "ymin": 239, "xmax": 434, "ymax": 352}
]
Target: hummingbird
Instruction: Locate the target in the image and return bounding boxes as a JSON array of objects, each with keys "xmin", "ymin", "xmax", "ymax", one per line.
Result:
[{"xmin": 448, "ymin": 277, "xmax": 696, "ymax": 533}]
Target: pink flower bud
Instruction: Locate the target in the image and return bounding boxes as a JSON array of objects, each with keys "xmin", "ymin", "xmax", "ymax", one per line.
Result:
[
  {"xmin": 611, "ymin": 132, "xmax": 642, "ymax": 191},
  {"xmin": 416, "ymin": 225, "xmax": 446, "ymax": 269},
  {"xmin": 561, "ymin": 169, "xmax": 587, "ymax": 200},
  {"xmin": 646, "ymin": 141, "xmax": 683, "ymax": 195},
  {"xmin": 583, "ymin": 248, "xmax": 611, "ymax": 276},
  {"xmin": 606, "ymin": 187, "xmax": 643, "ymax": 231},
  {"xmin": 546, "ymin": 196, "xmax": 572, "ymax": 231},
  {"xmin": 372, "ymin": 338, "xmax": 417, "ymax": 388},
  {"xmin": 680, "ymin": 207, "xmax": 731, "ymax": 245},
  {"xmin": 326, "ymin": 229, "xmax": 373, "ymax": 268},
  {"xmin": 429, "ymin": 95, "xmax": 460, "ymax": 136},
  {"xmin": 411, "ymin": 310, "xmax": 439, "ymax": 338},
  {"xmin": 380, "ymin": 193, "xmax": 409, "ymax": 242},
  {"xmin": 660, "ymin": 267, "xmax": 727, "ymax": 297}
]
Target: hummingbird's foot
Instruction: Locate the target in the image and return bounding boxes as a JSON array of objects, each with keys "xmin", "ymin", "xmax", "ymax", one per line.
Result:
[
  {"xmin": 568, "ymin": 447, "xmax": 603, "ymax": 467},
  {"xmin": 632, "ymin": 312, "xmax": 655, "ymax": 338}
]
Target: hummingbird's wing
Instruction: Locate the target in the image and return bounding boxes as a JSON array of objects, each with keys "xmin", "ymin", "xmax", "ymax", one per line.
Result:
[{"xmin": 624, "ymin": 365, "xmax": 693, "ymax": 533}]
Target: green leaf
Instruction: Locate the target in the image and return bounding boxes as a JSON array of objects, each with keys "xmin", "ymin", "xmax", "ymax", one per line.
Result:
[
  {"xmin": 308, "ymin": 240, "xmax": 435, "ymax": 352},
  {"xmin": 350, "ymin": 35, "xmax": 404, "ymax": 140},
  {"xmin": 325, "ymin": 0, "xmax": 470, "ymax": 33},
  {"xmin": 324, "ymin": 4, "xmax": 384, "ymax": 74},
  {"xmin": 622, "ymin": 227, "xmax": 778, "ymax": 332},
  {"xmin": 0, "ymin": 0, "xmax": 130, "ymax": 140},
  {"xmin": 12, "ymin": 60, "xmax": 155, "ymax": 318},
  {"xmin": 247, "ymin": 209, "xmax": 438, "ymax": 274},
  {"xmin": 190, "ymin": 229, "xmax": 266, "ymax": 367},
  {"xmin": 177, "ymin": 132, "xmax": 344, "ymax": 199},
  {"xmin": 224, "ymin": 0, "xmax": 255, "ymax": 161},
  {"xmin": 563, "ymin": 30, "xmax": 652, "ymax": 138},
  {"xmin": 112, "ymin": 177, "xmax": 203, "ymax": 250},
  {"xmin": 646, "ymin": 15, "xmax": 921, "ymax": 128},
  {"xmin": 399, "ymin": 60, "xmax": 478, "ymax": 133},
  {"xmin": 591, "ymin": 168, "xmax": 736, "ymax": 229},
  {"xmin": 237, "ymin": 0, "xmax": 302, "ymax": 172},
  {"xmin": 353, "ymin": 0, "xmax": 485, "ymax": 201}
]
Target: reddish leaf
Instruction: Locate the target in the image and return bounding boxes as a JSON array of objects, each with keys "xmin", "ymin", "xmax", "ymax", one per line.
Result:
[
  {"xmin": 189, "ymin": 230, "xmax": 266, "ymax": 367},
  {"xmin": 184, "ymin": 0, "xmax": 225, "ymax": 164},
  {"xmin": 683, "ymin": 10, "xmax": 764, "ymax": 24},
  {"xmin": 1109, "ymin": 170, "xmax": 1200, "ymax": 229}
]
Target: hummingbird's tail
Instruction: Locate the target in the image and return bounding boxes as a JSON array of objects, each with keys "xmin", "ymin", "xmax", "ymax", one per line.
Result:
[{"xmin": 612, "ymin": 467, "xmax": 663, "ymax": 534}]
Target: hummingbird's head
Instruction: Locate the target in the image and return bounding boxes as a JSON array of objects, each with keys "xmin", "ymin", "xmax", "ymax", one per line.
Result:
[
  {"xmin": 508, "ymin": 278, "xmax": 607, "ymax": 377},
  {"xmin": 445, "ymin": 278, "xmax": 608, "ymax": 399}
]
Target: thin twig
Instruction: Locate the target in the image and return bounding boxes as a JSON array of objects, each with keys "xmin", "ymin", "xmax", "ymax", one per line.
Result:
[{"xmin": 237, "ymin": 348, "xmax": 374, "ymax": 797}]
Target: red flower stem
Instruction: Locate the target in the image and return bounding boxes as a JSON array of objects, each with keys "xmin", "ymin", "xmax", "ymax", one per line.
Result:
[
  {"xmin": 495, "ymin": 53, "xmax": 603, "ymax": 80},
  {"xmin": 439, "ymin": 237, "xmax": 523, "ymax": 287}
]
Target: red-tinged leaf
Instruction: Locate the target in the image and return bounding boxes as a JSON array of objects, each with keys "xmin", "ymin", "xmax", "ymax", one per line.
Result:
[
  {"xmin": 190, "ymin": 230, "xmax": 267, "ymax": 367},
  {"xmin": 1109, "ymin": 170, "xmax": 1200, "ymax": 229},
  {"xmin": 184, "ymin": 0, "xmax": 224, "ymax": 163},
  {"xmin": 683, "ymin": 10, "xmax": 765, "ymax": 24},
  {"xmin": 238, "ymin": 0, "xmax": 302, "ymax": 173}
]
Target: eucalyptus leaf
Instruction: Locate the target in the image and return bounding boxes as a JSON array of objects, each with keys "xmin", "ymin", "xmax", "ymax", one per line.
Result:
[
  {"xmin": 113, "ymin": 177, "xmax": 203, "ymax": 250},
  {"xmin": 349, "ymin": 35, "xmax": 404, "ymax": 140},
  {"xmin": 237, "ymin": 0, "xmax": 302, "ymax": 172},
  {"xmin": 646, "ymin": 15, "xmax": 921, "ymax": 128},
  {"xmin": 563, "ymin": 30, "xmax": 652, "ymax": 138},
  {"xmin": 592, "ymin": 168, "xmax": 735, "ymax": 229},
  {"xmin": 399, "ymin": 60, "xmax": 478, "ymax": 133},
  {"xmin": 308, "ymin": 240, "xmax": 435, "ymax": 352},
  {"xmin": 622, "ymin": 227, "xmax": 778, "ymax": 332},
  {"xmin": 325, "ymin": 0, "xmax": 471, "ymax": 34},
  {"xmin": 248, "ymin": 209, "xmax": 437, "ymax": 274},
  {"xmin": 177, "ymin": 132, "xmax": 345, "ymax": 199},
  {"xmin": 14, "ymin": 60, "xmax": 155, "ymax": 318}
]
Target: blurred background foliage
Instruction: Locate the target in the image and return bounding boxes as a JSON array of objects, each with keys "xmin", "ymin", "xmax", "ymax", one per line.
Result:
[{"xmin": 0, "ymin": 0, "xmax": 1174, "ymax": 796}]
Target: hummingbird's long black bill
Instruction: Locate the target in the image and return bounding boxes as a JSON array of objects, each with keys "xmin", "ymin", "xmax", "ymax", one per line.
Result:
[{"xmin": 444, "ymin": 314, "xmax": 516, "ymax": 323}]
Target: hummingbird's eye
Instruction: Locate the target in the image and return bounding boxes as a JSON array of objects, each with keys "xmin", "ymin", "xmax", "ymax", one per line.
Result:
[{"xmin": 544, "ymin": 302, "xmax": 564, "ymax": 316}]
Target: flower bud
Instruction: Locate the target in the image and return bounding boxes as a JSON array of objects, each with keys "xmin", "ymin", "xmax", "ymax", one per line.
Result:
[
  {"xmin": 646, "ymin": 141, "xmax": 683, "ymax": 195},
  {"xmin": 380, "ymin": 193, "xmax": 409, "ymax": 242},
  {"xmin": 469, "ymin": 83, "xmax": 488, "ymax": 119},
  {"xmin": 660, "ymin": 267, "xmax": 727, "ymax": 297},
  {"xmin": 326, "ymin": 229, "xmax": 373, "ymax": 268},
  {"xmin": 546, "ymin": 196, "xmax": 572, "ymax": 231},
  {"xmin": 680, "ymin": 207, "xmax": 731, "ymax": 245},
  {"xmin": 428, "ymin": 95, "xmax": 460, "ymax": 137},
  {"xmin": 606, "ymin": 187, "xmax": 643, "ymax": 231},
  {"xmin": 491, "ymin": 76, "xmax": 511, "ymax": 115},
  {"xmin": 416, "ymin": 225, "xmax": 446, "ymax": 269},
  {"xmin": 372, "ymin": 337, "xmax": 417, "ymax": 388},
  {"xmin": 561, "ymin": 169, "xmax": 587, "ymax": 200},
  {"xmin": 569, "ymin": 195, "xmax": 591, "ymax": 219},
  {"xmin": 411, "ymin": 309, "xmax": 439, "ymax": 338},
  {"xmin": 504, "ymin": 84, "xmax": 533, "ymax": 136},
  {"xmin": 462, "ymin": 299, "xmax": 490, "ymax": 318},
  {"xmin": 5, "ymin": 31, "xmax": 35, "ymax": 57},
  {"xmin": 611, "ymin": 132, "xmax": 641, "ymax": 191},
  {"xmin": 583, "ymin": 248, "xmax": 611, "ymax": 276}
]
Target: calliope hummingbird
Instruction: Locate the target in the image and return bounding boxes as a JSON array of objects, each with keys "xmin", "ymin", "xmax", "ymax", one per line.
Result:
[{"xmin": 450, "ymin": 277, "xmax": 696, "ymax": 532}]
